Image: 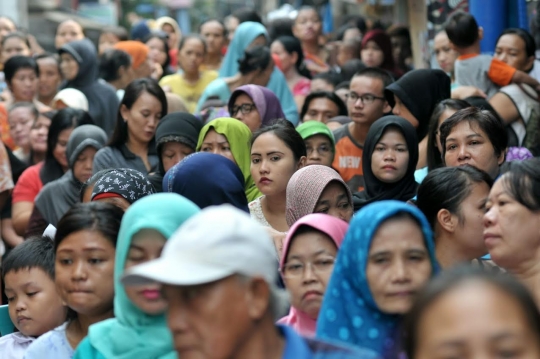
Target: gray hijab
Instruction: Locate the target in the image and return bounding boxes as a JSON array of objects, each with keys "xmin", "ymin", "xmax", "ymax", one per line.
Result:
[{"xmin": 35, "ymin": 125, "xmax": 108, "ymax": 225}]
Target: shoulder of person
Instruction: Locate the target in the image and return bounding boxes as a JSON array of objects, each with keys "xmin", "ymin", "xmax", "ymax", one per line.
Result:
[
  {"xmin": 306, "ymin": 337, "xmax": 381, "ymax": 359},
  {"xmin": 159, "ymin": 73, "xmax": 180, "ymax": 85},
  {"xmin": 332, "ymin": 124, "xmax": 349, "ymax": 141},
  {"xmin": 24, "ymin": 325, "xmax": 67, "ymax": 358}
]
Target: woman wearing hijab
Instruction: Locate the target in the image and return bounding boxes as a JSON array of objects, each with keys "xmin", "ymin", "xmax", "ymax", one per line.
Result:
[
  {"xmin": 296, "ymin": 121, "xmax": 335, "ymax": 167},
  {"xmin": 197, "ymin": 117, "xmax": 260, "ymax": 201},
  {"xmin": 217, "ymin": 21, "xmax": 298, "ymax": 125},
  {"xmin": 163, "ymin": 152, "xmax": 249, "ymax": 212},
  {"xmin": 74, "ymin": 193, "xmax": 199, "ymax": 359},
  {"xmin": 59, "ymin": 38, "xmax": 119, "ymax": 135},
  {"xmin": 278, "ymin": 213, "xmax": 349, "ymax": 337},
  {"xmin": 91, "ymin": 168, "xmax": 156, "ymax": 211},
  {"xmin": 353, "ymin": 116, "xmax": 419, "ymax": 211},
  {"xmin": 26, "ymin": 124, "xmax": 107, "ymax": 236},
  {"xmin": 316, "ymin": 200, "xmax": 439, "ymax": 358},
  {"xmin": 227, "ymin": 85, "xmax": 286, "ymax": 131},
  {"xmin": 148, "ymin": 112, "xmax": 202, "ymax": 192},
  {"xmin": 385, "ymin": 69, "xmax": 451, "ymax": 169},
  {"xmin": 154, "ymin": 16, "xmax": 182, "ymax": 71},
  {"xmin": 113, "ymin": 41, "xmax": 152, "ymax": 80},
  {"xmin": 286, "ymin": 165, "xmax": 352, "ymax": 226}
]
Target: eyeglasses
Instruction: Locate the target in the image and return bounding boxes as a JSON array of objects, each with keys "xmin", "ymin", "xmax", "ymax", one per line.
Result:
[
  {"xmin": 281, "ymin": 257, "xmax": 335, "ymax": 278},
  {"xmin": 306, "ymin": 144, "xmax": 332, "ymax": 155},
  {"xmin": 346, "ymin": 93, "xmax": 386, "ymax": 105},
  {"xmin": 230, "ymin": 103, "xmax": 256, "ymax": 116}
]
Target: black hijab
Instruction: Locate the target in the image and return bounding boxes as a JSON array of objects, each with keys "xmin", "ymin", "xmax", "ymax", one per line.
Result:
[
  {"xmin": 59, "ymin": 38, "xmax": 119, "ymax": 136},
  {"xmin": 35, "ymin": 125, "xmax": 108, "ymax": 226},
  {"xmin": 353, "ymin": 116, "xmax": 419, "ymax": 211},
  {"xmin": 148, "ymin": 112, "xmax": 203, "ymax": 191},
  {"xmin": 384, "ymin": 69, "xmax": 451, "ymax": 140}
]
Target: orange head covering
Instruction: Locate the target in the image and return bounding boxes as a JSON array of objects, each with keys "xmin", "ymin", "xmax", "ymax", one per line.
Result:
[{"xmin": 114, "ymin": 41, "xmax": 149, "ymax": 69}]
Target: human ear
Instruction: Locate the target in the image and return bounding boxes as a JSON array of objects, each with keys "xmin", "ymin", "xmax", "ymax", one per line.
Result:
[{"xmin": 437, "ymin": 208, "xmax": 458, "ymax": 233}]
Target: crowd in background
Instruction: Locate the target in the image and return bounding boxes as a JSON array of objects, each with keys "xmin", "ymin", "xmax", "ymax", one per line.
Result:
[{"xmin": 0, "ymin": 4, "xmax": 539, "ymax": 359}]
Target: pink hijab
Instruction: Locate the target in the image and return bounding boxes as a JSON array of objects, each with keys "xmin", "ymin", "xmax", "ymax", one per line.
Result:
[{"xmin": 278, "ymin": 213, "xmax": 349, "ymax": 337}]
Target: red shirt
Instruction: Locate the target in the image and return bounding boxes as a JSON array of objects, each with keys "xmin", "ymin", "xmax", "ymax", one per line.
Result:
[{"xmin": 12, "ymin": 163, "xmax": 43, "ymax": 203}]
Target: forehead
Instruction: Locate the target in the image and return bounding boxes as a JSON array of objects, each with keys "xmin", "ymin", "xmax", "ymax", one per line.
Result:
[
  {"xmin": 37, "ymin": 57, "xmax": 59, "ymax": 67},
  {"xmin": 419, "ymin": 281, "xmax": 529, "ymax": 339},
  {"xmin": 447, "ymin": 120, "xmax": 487, "ymax": 138},
  {"xmin": 350, "ymin": 75, "xmax": 384, "ymax": 94},
  {"xmin": 58, "ymin": 20, "xmax": 82, "ymax": 33},
  {"xmin": 288, "ymin": 230, "xmax": 335, "ymax": 256},
  {"xmin": 182, "ymin": 37, "xmax": 204, "ymax": 48},
  {"xmin": 434, "ymin": 33, "xmax": 450, "ymax": 47},
  {"xmin": 377, "ymin": 127, "xmax": 406, "ymax": 143},
  {"xmin": 497, "ymin": 34, "xmax": 526, "ymax": 49},
  {"xmin": 252, "ymin": 132, "xmax": 291, "ymax": 152},
  {"xmin": 296, "ymin": 9, "xmax": 319, "ymax": 21},
  {"xmin": 57, "ymin": 229, "xmax": 114, "ymax": 251},
  {"xmin": 4, "ymin": 267, "xmax": 53, "ymax": 288},
  {"xmin": 3, "ymin": 37, "xmax": 25, "ymax": 47},
  {"xmin": 370, "ymin": 216, "xmax": 425, "ymax": 250},
  {"xmin": 233, "ymin": 92, "xmax": 253, "ymax": 103},
  {"xmin": 9, "ymin": 107, "xmax": 33, "ymax": 118},
  {"xmin": 203, "ymin": 128, "xmax": 228, "ymax": 142},
  {"xmin": 201, "ymin": 20, "xmax": 224, "ymax": 33},
  {"xmin": 309, "ymin": 97, "xmax": 337, "ymax": 110}
]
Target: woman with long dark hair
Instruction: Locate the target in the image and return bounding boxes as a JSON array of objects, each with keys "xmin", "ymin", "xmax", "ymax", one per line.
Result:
[{"xmin": 93, "ymin": 78, "xmax": 167, "ymax": 174}]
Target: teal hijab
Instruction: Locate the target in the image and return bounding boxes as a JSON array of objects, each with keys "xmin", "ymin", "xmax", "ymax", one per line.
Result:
[
  {"xmin": 218, "ymin": 21, "xmax": 299, "ymax": 124},
  {"xmin": 219, "ymin": 21, "xmax": 267, "ymax": 78},
  {"xmin": 86, "ymin": 193, "xmax": 200, "ymax": 359}
]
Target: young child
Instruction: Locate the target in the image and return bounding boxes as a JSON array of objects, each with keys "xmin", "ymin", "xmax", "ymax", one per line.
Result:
[
  {"xmin": 0, "ymin": 237, "xmax": 67, "ymax": 359},
  {"xmin": 445, "ymin": 11, "xmax": 540, "ymax": 98},
  {"xmin": 24, "ymin": 202, "xmax": 123, "ymax": 359}
]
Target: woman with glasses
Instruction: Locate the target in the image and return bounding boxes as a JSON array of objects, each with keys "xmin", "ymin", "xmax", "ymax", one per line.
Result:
[
  {"xmin": 300, "ymin": 91, "xmax": 348, "ymax": 124},
  {"xmin": 278, "ymin": 213, "xmax": 349, "ymax": 336},
  {"xmin": 316, "ymin": 200, "xmax": 439, "ymax": 358},
  {"xmin": 227, "ymin": 84, "xmax": 285, "ymax": 132}
]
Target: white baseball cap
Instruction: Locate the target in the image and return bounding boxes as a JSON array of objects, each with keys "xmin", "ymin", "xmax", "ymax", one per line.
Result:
[{"xmin": 121, "ymin": 204, "xmax": 279, "ymax": 287}]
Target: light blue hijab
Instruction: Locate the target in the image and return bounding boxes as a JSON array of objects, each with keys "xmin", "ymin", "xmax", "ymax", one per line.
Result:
[
  {"xmin": 218, "ymin": 21, "xmax": 298, "ymax": 125},
  {"xmin": 316, "ymin": 200, "xmax": 439, "ymax": 358},
  {"xmin": 76, "ymin": 193, "xmax": 200, "ymax": 359}
]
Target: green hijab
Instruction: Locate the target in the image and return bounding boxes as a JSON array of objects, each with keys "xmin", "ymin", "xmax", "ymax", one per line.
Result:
[
  {"xmin": 86, "ymin": 193, "xmax": 200, "ymax": 359},
  {"xmin": 196, "ymin": 117, "xmax": 262, "ymax": 202}
]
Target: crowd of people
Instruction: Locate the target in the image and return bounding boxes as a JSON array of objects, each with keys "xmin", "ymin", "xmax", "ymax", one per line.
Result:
[{"xmin": 0, "ymin": 5, "xmax": 539, "ymax": 358}]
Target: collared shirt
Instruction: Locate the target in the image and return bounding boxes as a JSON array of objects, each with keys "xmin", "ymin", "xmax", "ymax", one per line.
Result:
[
  {"xmin": 93, "ymin": 144, "xmax": 158, "ymax": 174},
  {"xmin": 280, "ymin": 325, "xmax": 380, "ymax": 359},
  {"xmin": 0, "ymin": 332, "xmax": 35, "ymax": 359}
]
